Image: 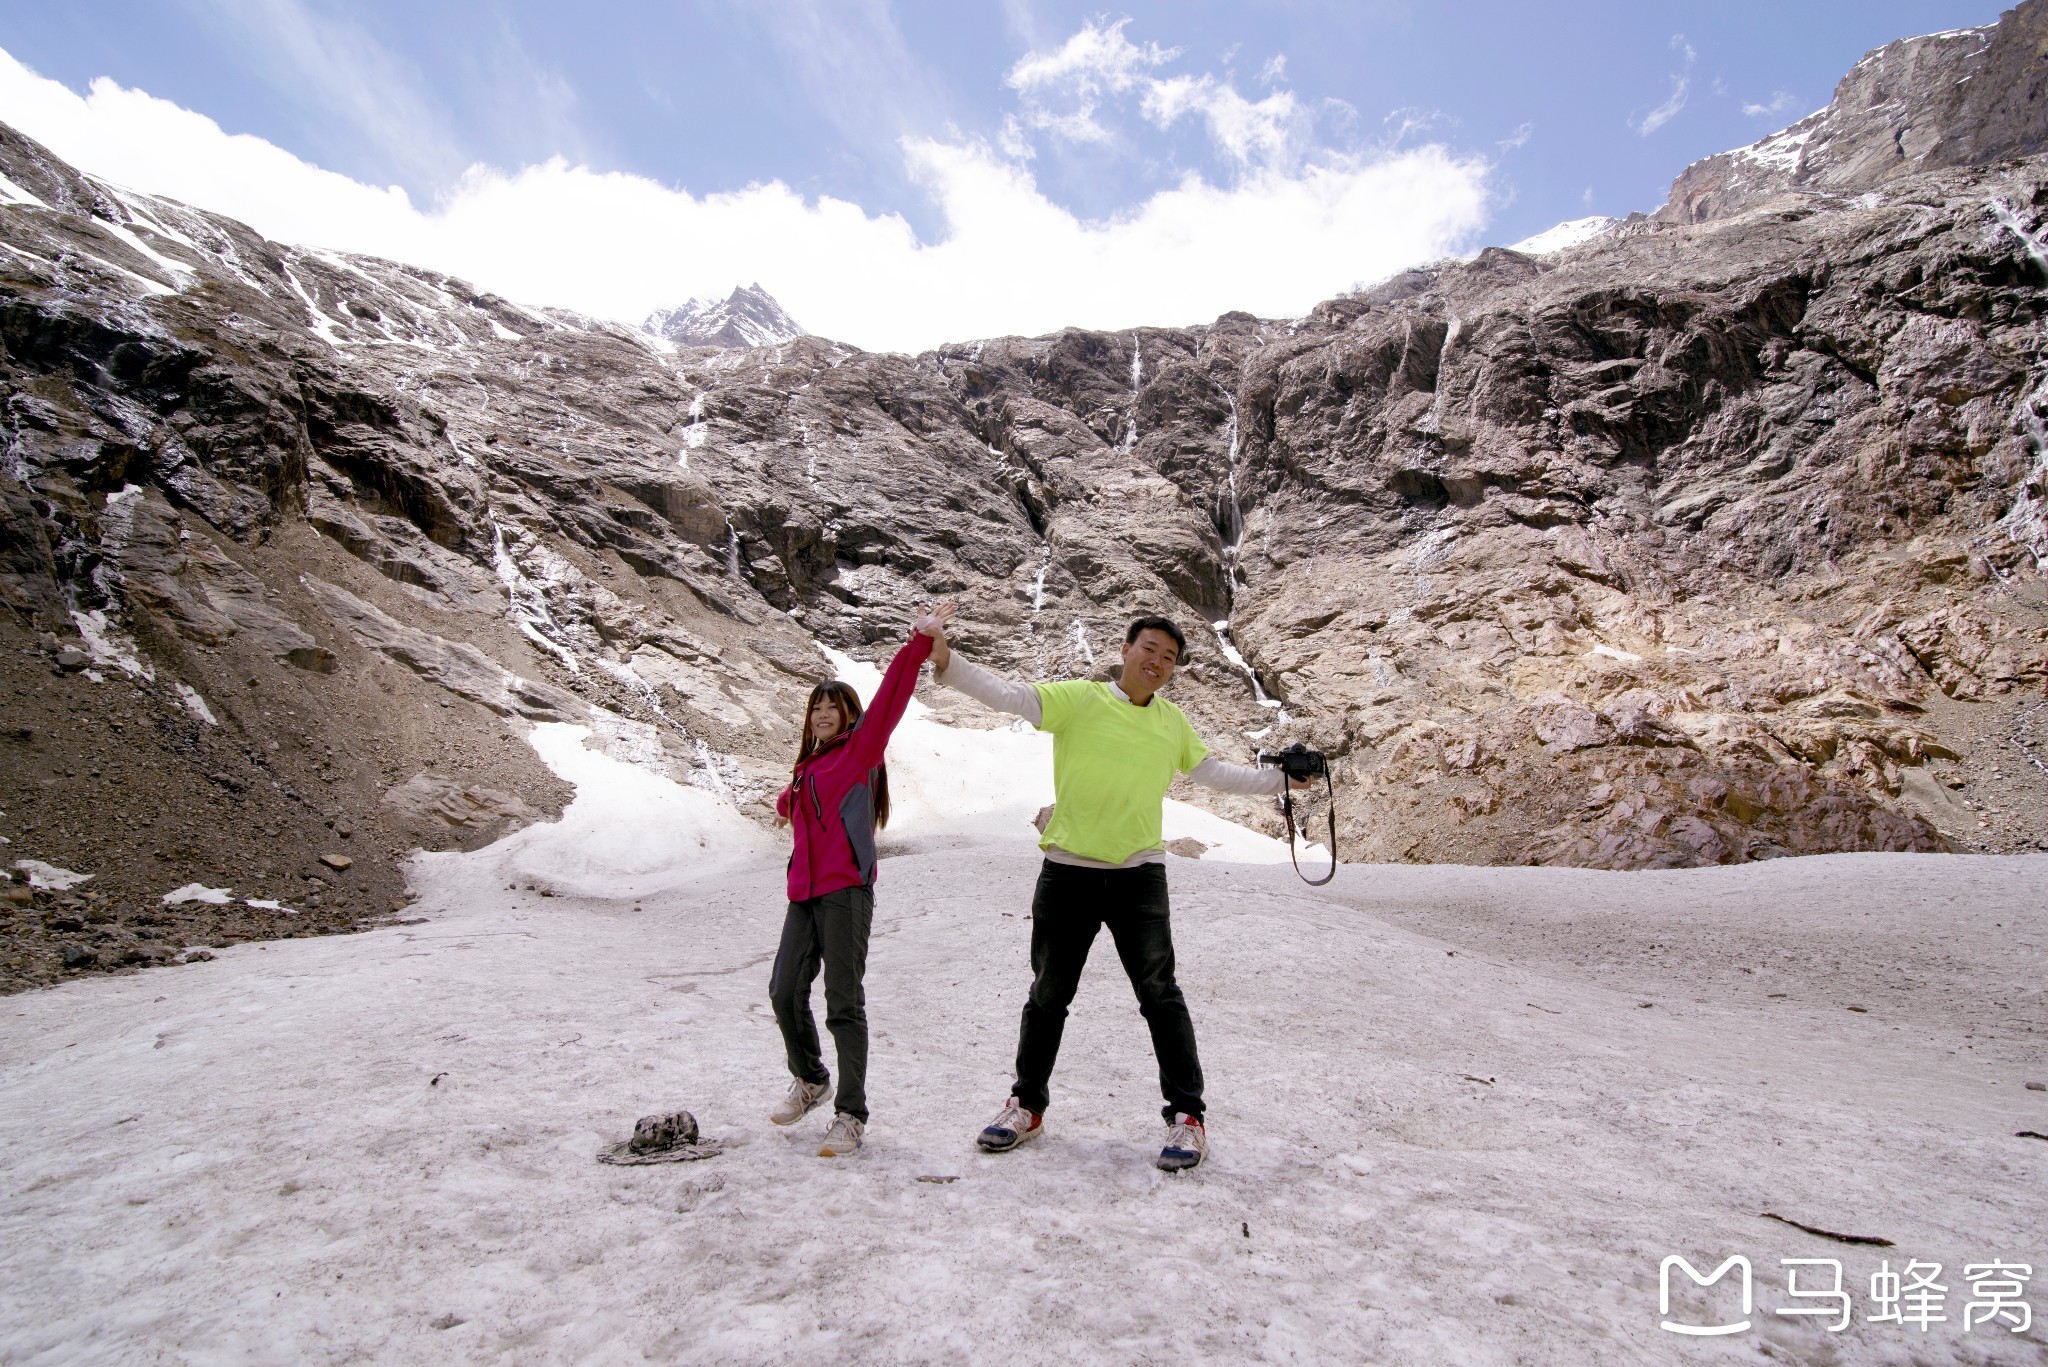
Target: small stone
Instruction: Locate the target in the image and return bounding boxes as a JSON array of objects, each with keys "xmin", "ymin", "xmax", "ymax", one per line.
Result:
[
  {"xmin": 182, "ymin": 949, "xmax": 215, "ymax": 963},
  {"xmin": 335, "ymin": 820, "xmax": 354, "ymax": 839},
  {"xmin": 2027, "ymin": 1081, "xmax": 2046, "ymax": 1092},
  {"xmin": 61, "ymin": 946, "xmax": 96, "ymax": 968},
  {"xmin": 318, "ymin": 853, "xmax": 353, "ymax": 872},
  {"xmin": 54, "ymin": 646, "xmax": 88, "ymax": 670}
]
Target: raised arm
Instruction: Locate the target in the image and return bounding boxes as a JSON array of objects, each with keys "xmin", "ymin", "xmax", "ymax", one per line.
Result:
[
  {"xmin": 915, "ymin": 602, "xmax": 1045, "ymax": 725},
  {"xmin": 845, "ymin": 629, "xmax": 934, "ymax": 769}
]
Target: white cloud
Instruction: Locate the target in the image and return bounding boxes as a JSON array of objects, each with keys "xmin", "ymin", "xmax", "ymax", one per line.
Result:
[
  {"xmin": 0, "ymin": 44, "xmax": 1492, "ymax": 355},
  {"xmin": 1497, "ymin": 122, "xmax": 1533, "ymax": 151},
  {"xmin": 1633, "ymin": 34, "xmax": 1696, "ymax": 137},
  {"xmin": 1007, "ymin": 22, "xmax": 1325, "ymax": 175},
  {"xmin": 1637, "ymin": 78, "xmax": 1689, "ymax": 137},
  {"xmin": 1741, "ymin": 91, "xmax": 1801, "ymax": 120},
  {"xmin": 1141, "ymin": 77, "xmax": 1307, "ymax": 169},
  {"xmin": 1381, "ymin": 107, "xmax": 1453, "ymax": 147},
  {"xmin": 1006, "ymin": 19, "xmax": 1179, "ymax": 143}
]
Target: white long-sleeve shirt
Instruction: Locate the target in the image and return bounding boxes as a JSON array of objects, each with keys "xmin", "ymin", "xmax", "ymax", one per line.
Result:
[{"xmin": 934, "ymin": 650, "xmax": 1283, "ymax": 868}]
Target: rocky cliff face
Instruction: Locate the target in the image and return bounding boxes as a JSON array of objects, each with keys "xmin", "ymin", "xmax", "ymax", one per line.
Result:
[
  {"xmin": 3, "ymin": 6, "xmax": 2047, "ymax": 992},
  {"xmin": 1658, "ymin": 0, "xmax": 2048, "ymax": 225}
]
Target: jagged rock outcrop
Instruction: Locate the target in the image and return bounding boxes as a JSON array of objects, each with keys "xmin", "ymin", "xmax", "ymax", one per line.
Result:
[
  {"xmin": 1221, "ymin": 168, "xmax": 2048, "ymax": 866},
  {"xmin": 1658, "ymin": 0, "xmax": 2048, "ymax": 224},
  {"xmin": 643, "ymin": 284, "xmax": 805, "ymax": 348},
  {"xmin": 4, "ymin": 3, "xmax": 2048, "ymax": 991}
]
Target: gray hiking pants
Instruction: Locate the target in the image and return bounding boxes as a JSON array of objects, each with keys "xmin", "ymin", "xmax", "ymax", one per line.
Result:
[{"xmin": 767, "ymin": 885, "xmax": 873, "ymax": 1122}]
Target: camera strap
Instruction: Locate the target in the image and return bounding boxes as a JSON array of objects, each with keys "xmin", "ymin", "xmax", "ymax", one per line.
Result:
[{"xmin": 1279, "ymin": 769, "xmax": 1337, "ymax": 886}]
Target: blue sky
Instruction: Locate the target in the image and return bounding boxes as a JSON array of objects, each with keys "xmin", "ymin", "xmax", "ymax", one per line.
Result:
[{"xmin": 0, "ymin": 2, "xmax": 2009, "ymax": 350}]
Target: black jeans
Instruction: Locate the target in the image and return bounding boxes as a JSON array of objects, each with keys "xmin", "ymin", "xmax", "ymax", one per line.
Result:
[
  {"xmin": 1012, "ymin": 860, "xmax": 1204, "ymax": 1122},
  {"xmin": 767, "ymin": 885, "xmax": 873, "ymax": 1122}
]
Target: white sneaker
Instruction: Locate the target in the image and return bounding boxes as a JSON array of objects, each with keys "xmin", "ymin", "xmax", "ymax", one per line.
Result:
[
  {"xmin": 976, "ymin": 1096, "xmax": 1043, "ymax": 1152},
  {"xmin": 818, "ymin": 1112, "xmax": 864, "ymax": 1157},
  {"xmin": 770, "ymin": 1077, "xmax": 830, "ymax": 1126},
  {"xmin": 1157, "ymin": 1112, "xmax": 1206, "ymax": 1172}
]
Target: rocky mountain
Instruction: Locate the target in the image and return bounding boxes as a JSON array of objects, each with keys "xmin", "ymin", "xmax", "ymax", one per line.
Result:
[
  {"xmin": 642, "ymin": 284, "xmax": 805, "ymax": 348},
  {"xmin": 3, "ymin": 3, "xmax": 2046, "ymax": 992},
  {"xmin": 1658, "ymin": 0, "xmax": 2048, "ymax": 224}
]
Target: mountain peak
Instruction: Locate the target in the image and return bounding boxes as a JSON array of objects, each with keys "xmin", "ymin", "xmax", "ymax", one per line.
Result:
[
  {"xmin": 1656, "ymin": 0, "xmax": 2048, "ymax": 224},
  {"xmin": 642, "ymin": 284, "xmax": 806, "ymax": 349}
]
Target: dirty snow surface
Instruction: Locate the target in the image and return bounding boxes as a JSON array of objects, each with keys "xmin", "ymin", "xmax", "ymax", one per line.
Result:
[{"xmin": 2, "ymin": 714, "xmax": 2045, "ymax": 1364}]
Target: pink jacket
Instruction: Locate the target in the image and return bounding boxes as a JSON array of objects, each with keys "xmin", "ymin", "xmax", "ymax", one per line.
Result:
[{"xmin": 774, "ymin": 632, "xmax": 933, "ymax": 902}]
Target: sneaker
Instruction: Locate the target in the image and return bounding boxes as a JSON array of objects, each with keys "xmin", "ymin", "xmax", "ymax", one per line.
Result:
[
  {"xmin": 1156, "ymin": 1112, "xmax": 1206, "ymax": 1172},
  {"xmin": 817, "ymin": 1112, "xmax": 864, "ymax": 1157},
  {"xmin": 976, "ymin": 1096, "xmax": 1043, "ymax": 1152},
  {"xmin": 770, "ymin": 1076, "xmax": 830, "ymax": 1126}
]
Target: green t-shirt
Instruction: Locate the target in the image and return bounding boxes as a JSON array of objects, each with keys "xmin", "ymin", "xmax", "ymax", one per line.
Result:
[{"xmin": 1033, "ymin": 680, "xmax": 1209, "ymax": 864}]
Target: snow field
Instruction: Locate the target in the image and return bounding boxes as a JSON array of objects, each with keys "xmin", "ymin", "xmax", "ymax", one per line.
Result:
[{"xmin": 0, "ymin": 715, "xmax": 2043, "ymax": 1363}]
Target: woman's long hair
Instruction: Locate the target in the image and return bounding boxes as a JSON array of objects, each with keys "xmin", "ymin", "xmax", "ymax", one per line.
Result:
[{"xmin": 793, "ymin": 680, "xmax": 890, "ymax": 828}]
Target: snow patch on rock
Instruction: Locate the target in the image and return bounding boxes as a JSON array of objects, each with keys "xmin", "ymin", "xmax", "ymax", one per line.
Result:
[
  {"xmin": 162, "ymin": 883, "xmax": 233, "ymax": 905},
  {"xmin": 14, "ymin": 860, "xmax": 91, "ymax": 891},
  {"xmin": 1507, "ymin": 216, "xmax": 1618, "ymax": 255}
]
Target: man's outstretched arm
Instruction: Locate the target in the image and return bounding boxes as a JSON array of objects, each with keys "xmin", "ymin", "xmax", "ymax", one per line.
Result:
[
  {"xmin": 933, "ymin": 652, "xmax": 1044, "ymax": 726},
  {"xmin": 1187, "ymin": 755, "xmax": 1285, "ymax": 795},
  {"xmin": 915, "ymin": 606, "xmax": 1044, "ymax": 725}
]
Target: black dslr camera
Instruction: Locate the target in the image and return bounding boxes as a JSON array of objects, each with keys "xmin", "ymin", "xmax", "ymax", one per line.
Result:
[
  {"xmin": 1257, "ymin": 742, "xmax": 1327, "ymax": 779},
  {"xmin": 1257, "ymin": 743, "xmax": 1336, "ymax": 885}
]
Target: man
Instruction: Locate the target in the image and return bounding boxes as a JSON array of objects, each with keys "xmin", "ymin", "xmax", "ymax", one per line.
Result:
[{"xmin": 918, "ymin": 611, "xmax": 1305, "ymax": 1172}]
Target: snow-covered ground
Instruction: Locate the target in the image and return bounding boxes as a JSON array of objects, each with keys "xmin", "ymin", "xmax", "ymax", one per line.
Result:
[{"xmin": 2, "ymin": 692, "xmax": 2044, "ymax": 1363}]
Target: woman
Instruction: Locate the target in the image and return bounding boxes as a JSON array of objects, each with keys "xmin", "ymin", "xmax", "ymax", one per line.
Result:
[{"xmin": 767, "ymin": 603, "xmax": 949, "ymax": 1157}]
